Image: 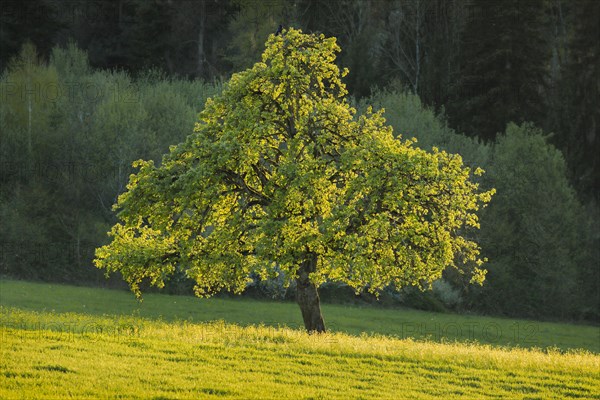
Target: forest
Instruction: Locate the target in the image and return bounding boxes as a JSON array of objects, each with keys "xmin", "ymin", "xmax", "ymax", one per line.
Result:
[{"xmin": 0, "ymin": 0, "xmax": 598, "ymax": 322}]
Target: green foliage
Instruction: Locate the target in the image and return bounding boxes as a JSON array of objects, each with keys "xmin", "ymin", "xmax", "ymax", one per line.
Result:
[
  {"xmin": 365, "ymin": 87, "xmax": 599, "ymax": 321},
  {"xmin": 226, "ymin": 0, "xmax": 290, "ymax": 72},
  {"xmin": 471, "ymin": 123, "xmax": 585, "ymax": 318},
  {"xmin": 575, "ymin": 203, "xmax": 600, "ymax": 320},
  {"xmin": 1, "ymin": 3, "xmax": 597, "ymax": 324},
  {"xmin": 95, "ymin": 29, "xmax": 493, "ymax": 303},
  {"xmin": 364, "ymin": 84, "xmax": 491, "ymax": 168},
  {"xmin": 298, "ymin": 0, "xmax": 388, "ymax": 98},
  {"xmin": 0, "ymin": 42, "xmax": 218, "ymax": 283},
  {"xmin": 50, "ymin": 41, "xmax": 91, "ymax": 78},
  {"xmin": 1, "ymin": 43, "xmax": 59, "ymax": 164},
  {"xmin": 0, "ymin": 0, "xmax": 594, "ymax": 204}
]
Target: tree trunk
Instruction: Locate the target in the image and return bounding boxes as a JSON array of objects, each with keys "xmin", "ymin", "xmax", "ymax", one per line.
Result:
[{"xmin": 296, "ymin": 254, "xmax": 326, "ymax": 333}]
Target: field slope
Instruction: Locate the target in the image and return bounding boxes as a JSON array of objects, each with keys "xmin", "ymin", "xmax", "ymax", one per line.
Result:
[{"xmin": 1, "ymin": 279, "xmax": 599, "ymax": 399}]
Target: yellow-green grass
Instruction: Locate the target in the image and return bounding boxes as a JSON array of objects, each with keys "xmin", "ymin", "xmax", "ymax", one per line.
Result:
[
  {"xmin": 1, "ymin": 308, "xmax": 599, "ymax": 399},
  {"xmin": 1, "ymin": 279, "xmax": 598, "ymax": 352},
  {"xmin": 1, "ymin": 279, "xmax": 600, "ymax": 399}
]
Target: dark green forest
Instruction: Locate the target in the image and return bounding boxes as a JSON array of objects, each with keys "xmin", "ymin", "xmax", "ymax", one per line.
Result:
[{"xmin": 1, "ymin": 0, "xmax": 598, "ymax": 322}]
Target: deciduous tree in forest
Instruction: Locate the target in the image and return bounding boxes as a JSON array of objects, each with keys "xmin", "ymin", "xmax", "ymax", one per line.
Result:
[{"xmin": 94, "ymin": 29, "xmax": 493, "ymax": 333}]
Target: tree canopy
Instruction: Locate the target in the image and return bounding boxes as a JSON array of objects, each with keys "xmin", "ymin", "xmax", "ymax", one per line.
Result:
[{"xmin": 94, "ymin": 28, "xmax": 494, "ymax": 332}]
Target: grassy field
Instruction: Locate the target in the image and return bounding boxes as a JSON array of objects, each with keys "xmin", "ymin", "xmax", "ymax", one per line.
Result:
[
  {"xmin": 1, "ymin": 279, "xmax": 599, "ymax": 399},
  {"xmin": 1, "ymin": 279, "xmax": 598, "ymax": 352}
]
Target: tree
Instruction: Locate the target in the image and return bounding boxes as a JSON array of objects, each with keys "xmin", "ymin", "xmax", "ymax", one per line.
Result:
[
  {"xmin": 94, "ymin": 29, "xmax": 493, "ymax": 333},
  {"xmin": 0, "ymin": 42, "xmax": 58, "ymax": 169},
  {"xmin": 226, "ymin": 0, "xmax": 289, "ymax": 73},
  {"xmin": 473, "ymin": 123, "xmax": 582, "ymax": 318},
  {"xmin": 417, "ymin": 0, "xmax": 466, "ymax": 110},
  {"xmin": 554, "ymin": 0, "xmax": 600, "ymax": 200},
  {"xmin": 380, "ymin": 0, "xmax": 433, "ymax": 94},
  {"xmin": 298, "ymin": 0, "xmax": 388, "ymax": 97},
  {"xmin": 0, "ymin": 0, "xmax": 65, "ymax": 72},
  {"xmin": 448, "ymin": 0, "xmax": 549, "ymax": 141}
]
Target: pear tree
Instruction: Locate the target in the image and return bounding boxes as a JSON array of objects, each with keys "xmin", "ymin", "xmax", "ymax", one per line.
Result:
[{"xmin": 95, "ymin": 29, "xmax": 493, "ymax": 333}]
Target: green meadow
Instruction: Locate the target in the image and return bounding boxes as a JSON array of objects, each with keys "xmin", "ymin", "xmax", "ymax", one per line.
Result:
[{"xmin": 1, "ymin": 279, "xmax": 599, "ymax": 399}]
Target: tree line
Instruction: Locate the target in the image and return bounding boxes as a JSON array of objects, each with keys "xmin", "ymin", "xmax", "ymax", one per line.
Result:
[
  {"xmin": 2, "ymin": 0, "xmax": 597, "ymax": 200},
  {"xmin": 1, "ymin": 41, "xmax": 597, "ymax": 321},
  {"xmin": 0, "ymin": 0, "xmax": 598, "ymax": 321}
]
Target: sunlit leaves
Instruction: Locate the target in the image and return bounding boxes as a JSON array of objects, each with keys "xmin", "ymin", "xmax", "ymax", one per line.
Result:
[{"xmin": 95, "ymin": 28, "xmax": 493, "ymax": 298}]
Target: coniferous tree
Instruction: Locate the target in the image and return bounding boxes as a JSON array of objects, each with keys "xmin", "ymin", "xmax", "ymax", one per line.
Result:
[
  {"xmin": 555, "ymin": 0, "xmax": 600, "ymax": 199},
  {"xmin": 298, "ymin": 0, "xmax": 388, "ymax": 97},
  {"xmin": 418, "ymin": 0, "xmax": 465, "ymax": 109},
  {"xmin": 448, "ymin": 0, "xmax": 549, "ymax": 141},
  {"xmin": 128, "ymin": 0, "xmax": 174, "ymax": 72},
  {"xmin": 0, "ymin": 0, "xmax": 65, "ymax": 71}
]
